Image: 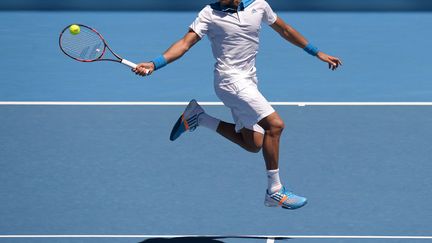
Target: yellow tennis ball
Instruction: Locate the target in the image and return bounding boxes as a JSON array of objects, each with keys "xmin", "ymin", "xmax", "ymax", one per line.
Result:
[{"xmin": 69, "ymin": 24, "xmax": 80, "ymax": 35}]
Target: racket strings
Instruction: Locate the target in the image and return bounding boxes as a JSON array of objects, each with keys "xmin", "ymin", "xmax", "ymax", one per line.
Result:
[{"xmin": 60, "ymin": 27, "xmax": 105, "ymax": 61}]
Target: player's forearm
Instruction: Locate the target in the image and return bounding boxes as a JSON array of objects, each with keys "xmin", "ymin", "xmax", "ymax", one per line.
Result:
[
  {"xmin": 278, "ymin": 24, "xmax": 308, "ymax": 49},
  {"xmin": 162, "ymin": 39, "xmax": 191, "ymax": 63},
  {"xmin": 271, "ymin": 18, "xmax": 309, "ymax": 49},
  {"xmin": 146, "ymin": 31, "xmax": 199, "ymax": 71}
]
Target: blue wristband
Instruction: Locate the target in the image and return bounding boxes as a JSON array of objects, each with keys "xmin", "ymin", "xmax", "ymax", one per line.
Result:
[
  {"xmin": 151, "ymin": 55, "xmax": 168, "ymax": 70},
  {"xmin": 303, "ymin": 43, "xmax": 319, "ymax": 56}
]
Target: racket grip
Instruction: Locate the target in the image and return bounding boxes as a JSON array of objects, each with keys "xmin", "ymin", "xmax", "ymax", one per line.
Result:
[
  {"xmin": 122, "ymin": 59, "xmax": 150, "ymax": 74},
  {"xmin": 121, "ymin": 59, "xmax": 138, "ymax": 69}
]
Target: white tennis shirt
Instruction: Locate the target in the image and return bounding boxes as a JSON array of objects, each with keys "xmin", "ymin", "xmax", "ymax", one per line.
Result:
[{"xmin": 190, "ymin": 0, "xmax": 277, "ymax": 84}]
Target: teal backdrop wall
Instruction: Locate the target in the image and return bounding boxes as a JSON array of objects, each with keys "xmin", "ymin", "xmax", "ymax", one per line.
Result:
[{"xmin": 1, "ymin": 0, "xmax": 432, "ymax": 11}]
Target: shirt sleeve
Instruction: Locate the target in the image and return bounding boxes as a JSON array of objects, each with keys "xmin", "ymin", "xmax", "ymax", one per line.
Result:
[
  {"xmin": 189, "ymin": 6, "xmax": 212, "ymax": 38},
  {"xmin": 262, "ymin": 1, "xmax": 277, "ymax": 25}
]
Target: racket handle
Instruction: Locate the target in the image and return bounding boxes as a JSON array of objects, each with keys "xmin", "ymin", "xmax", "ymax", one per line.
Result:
[
  {"xmin": 121, "ymin": 59, "xmax": 150, "ymax": 75},
  {"xmin": 121, "ymin": 59, "xmax": 137, "ymax": 69}
]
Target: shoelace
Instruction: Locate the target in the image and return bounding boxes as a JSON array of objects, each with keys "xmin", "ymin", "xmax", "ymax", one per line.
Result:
[{"xmin": 281, "ymin": 187, "xmax": 294, "ymax": 197}]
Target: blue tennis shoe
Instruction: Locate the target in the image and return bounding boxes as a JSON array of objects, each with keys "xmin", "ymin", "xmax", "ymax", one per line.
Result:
[
  {"xmin": 170, "ymin": 99, "xmax": 204, "ymax": 141},
  {"xmin": 264, "ymin": 187, "xmax": 307, "ymax": 210}
]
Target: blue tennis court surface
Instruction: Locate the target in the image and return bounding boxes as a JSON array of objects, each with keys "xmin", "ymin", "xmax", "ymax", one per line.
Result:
[
  {"xmin": 1, "ymin": 105, "xmax": 432, "ymax": 242},
  {"xmin": 1, "ymin": 9, "xmax": 432, "ymax": 243}
]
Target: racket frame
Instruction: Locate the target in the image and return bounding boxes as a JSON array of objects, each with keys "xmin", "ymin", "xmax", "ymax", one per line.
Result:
[{"xmin": 59, "ymin": 24, "xmax": 137, "ymax": 69}]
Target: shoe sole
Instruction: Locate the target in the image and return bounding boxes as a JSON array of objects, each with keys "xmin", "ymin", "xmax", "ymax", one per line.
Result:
[
  {"xmin": 169, "ymin": 115, "xmax": 187, "ymax": 141},
  {"xmin": 282, "ymin": 200, "xmax": 308, "ymax": 210},
  {"xmin": 265, "ymin": 198, "xmax": 308, "ymax": 210}
]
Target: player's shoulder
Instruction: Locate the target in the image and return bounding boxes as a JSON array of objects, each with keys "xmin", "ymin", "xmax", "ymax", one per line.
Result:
[
  {"xmin": 207, "ymin": 1, "xmax": 225, "ymax": 12},
  {"xmin": 198, "ymin": 0, "xmax": 271, "ymax": 14},
  {"xmin": 251, "ymin": 0, "xmax": 272, "ymax": 8},
  {"xmin": 197, "ymin": 4, "xmax": 213, "ymax": 16},
  {"xmin": 194, "ymin": 4, "xmax": 213, "ymax": 20},
  {"xmin": 201, "ymin": 3, "xmax": 215, "ymax": 12}
]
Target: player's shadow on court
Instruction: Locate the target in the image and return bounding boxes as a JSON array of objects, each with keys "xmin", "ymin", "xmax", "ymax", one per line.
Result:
[
  {"xmin": 139, "ymin": 236, "xmax": 291, "ymax": 242},
  {"xmin": 139, "ymin": 237, "xmax": 224, "ymax": 243}
]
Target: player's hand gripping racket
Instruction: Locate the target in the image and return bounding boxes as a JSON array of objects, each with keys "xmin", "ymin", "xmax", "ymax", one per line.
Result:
[{"xmin": 59, "ymin": 24, "xmax": 148, "ymax": 73}]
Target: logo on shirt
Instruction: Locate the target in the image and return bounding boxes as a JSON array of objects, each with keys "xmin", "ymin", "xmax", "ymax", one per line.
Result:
[{"xmin": 252, "ymin": 8, "xmax": 257, "ymax": 14}]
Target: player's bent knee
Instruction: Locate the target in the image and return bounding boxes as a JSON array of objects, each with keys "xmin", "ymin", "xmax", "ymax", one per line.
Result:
[
  {"xmin": 267, "ymin": 119, "xmax": 285, "ymax": 136},
  {"xmin": 244, "ymin": 139, "xmax": 262, "ymax": 153},
  {"xmin": 246, "ymin": 143, "xmax": 262, "ymax": 153},
  {"xmin": 240, "ymin": 128, "xmax": 263, "ymax": 153}
]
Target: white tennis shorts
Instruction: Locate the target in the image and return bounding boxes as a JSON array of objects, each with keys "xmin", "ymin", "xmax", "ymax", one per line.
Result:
[{"xmin": 214, "ymin": 76, "xmax": 275, "ymax": 134}]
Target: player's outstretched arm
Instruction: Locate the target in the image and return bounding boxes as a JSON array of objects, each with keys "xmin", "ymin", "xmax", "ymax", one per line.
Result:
[
  {"xmin": 270, "ymin": 17, "xmax": 342, "ymax": 70},
  {"xmin": 134, "ymin": 29, "xmax": 201, "ymax": 76}
]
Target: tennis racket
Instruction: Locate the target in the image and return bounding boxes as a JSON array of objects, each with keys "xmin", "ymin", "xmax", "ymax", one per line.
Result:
[{"xmin": 59, "ymin": 24, "xmax": 147, "ymax": 72}]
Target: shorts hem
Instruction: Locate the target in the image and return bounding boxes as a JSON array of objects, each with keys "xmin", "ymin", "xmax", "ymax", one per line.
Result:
[
  {"xmin": 255, "ymin": 108, "xmax": 276, "ymax": 126},
  {"xmin": 234, "ymin": 107, "xmax": 275, "ymax": 134}
]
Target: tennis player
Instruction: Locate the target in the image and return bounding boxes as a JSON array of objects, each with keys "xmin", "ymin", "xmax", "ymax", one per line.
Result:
[{"xmin": 134, "ymin": 0, "xmax": 342, "ymax": 210}]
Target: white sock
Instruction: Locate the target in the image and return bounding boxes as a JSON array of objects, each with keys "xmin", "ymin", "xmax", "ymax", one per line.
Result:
[
  {"xmin": 267, "ymin": 169, "xmax": 282, "ymax": 194},
  {"xmin": 198, "ymin": 112, "xmax": 220, "ymax": 131}
]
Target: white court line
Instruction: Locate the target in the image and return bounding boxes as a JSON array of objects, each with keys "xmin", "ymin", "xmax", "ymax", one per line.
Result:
[
  {"xmin": 0, "ymin": 235, "xmax": 432, "ymax": 239},
  {"xmin": 0, "ymin": 101, "xmax": 432, "ymax": 106}
]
